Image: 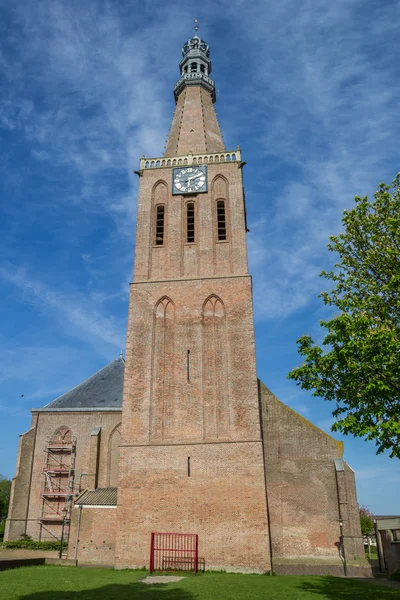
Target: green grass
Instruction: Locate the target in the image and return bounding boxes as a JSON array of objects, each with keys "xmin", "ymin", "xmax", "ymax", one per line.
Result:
[{"xmin": 0, "ymin": 566, "xmax": 398, "ymax": 600}]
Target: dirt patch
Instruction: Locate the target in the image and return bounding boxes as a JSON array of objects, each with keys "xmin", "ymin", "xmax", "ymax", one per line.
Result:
[{"xmin": 141, "ymin": 576, "xmax": 185, "ymax": 585}]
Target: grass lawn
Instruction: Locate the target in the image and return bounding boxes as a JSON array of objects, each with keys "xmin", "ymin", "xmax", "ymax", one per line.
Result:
[{"xmin": 0, "ymin": 566, "xmax": 398, "ymax": 600}]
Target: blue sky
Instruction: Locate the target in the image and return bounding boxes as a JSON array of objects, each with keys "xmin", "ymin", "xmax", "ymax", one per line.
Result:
[{"xmin": 1, "ymin": 0, "xmax": 399, "ymax": 514}]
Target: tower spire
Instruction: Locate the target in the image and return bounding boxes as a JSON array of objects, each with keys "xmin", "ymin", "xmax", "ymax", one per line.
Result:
[{"xmin": 164, "ymin": 31, "xmax": 225, "ymax": 157}]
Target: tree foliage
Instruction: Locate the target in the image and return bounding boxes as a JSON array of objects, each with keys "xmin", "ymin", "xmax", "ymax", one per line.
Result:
[
  {"xmin": 0, "ymin": 474, "xmax": 11, "ymax": 523},
  {"xmin": 359, "ymin": 505, "xmax": 374, "ymax": 536},
  {"xmin": 288, "ymin": 175, "xmax": 400, "ymax": 458}
]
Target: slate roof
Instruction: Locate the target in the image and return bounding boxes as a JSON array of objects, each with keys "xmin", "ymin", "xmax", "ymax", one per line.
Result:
[
  {"xmin": 43, "ymin": 357, "xmax": 124, "ymax": 409},
  {"xmin": 75, "ymin": 487, "xmax": 117, "ymax": 506}
]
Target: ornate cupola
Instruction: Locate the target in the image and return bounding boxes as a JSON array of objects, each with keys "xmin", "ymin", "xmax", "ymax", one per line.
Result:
[{"xmin": 174, "ymin": 34, "xmax": 216, "ymax": 102}]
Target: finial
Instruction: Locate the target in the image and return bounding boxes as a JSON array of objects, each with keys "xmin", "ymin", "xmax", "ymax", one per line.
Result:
[
  {"xmin": 119, "ymin": 350, "xmax": 123, "ymax": 358},
  {"xmin": 194, "ymin": 18, "xmax": 199, "ymax": 33}
]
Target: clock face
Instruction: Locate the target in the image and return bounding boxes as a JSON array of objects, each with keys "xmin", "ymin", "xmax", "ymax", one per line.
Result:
[{"xmin": 172, "ymin": 166, "xmax": 207, "ymax": 195}]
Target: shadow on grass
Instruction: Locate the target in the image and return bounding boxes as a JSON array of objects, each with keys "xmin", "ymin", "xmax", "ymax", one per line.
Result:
[
  {"xmin": 22, "ymin": 582, "xmax": 195, "ymax": 600},
  {"xmin": 296, "ymin": 576, "xmax": 399, "ymax": 599}
]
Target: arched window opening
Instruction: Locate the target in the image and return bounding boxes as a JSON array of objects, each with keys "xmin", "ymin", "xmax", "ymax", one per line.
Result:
[
  {"xmin": 50, "ymin": 426, "xmax": 71, "ymax": 445},
  {"xmin": 187, "ymin": 203, "xmax": 195, "ymax": 243},
  {"xmin": 178, "ymin": 158, "xmax": 182, "ymax": 165},
  {"xmin": 204, "ymin": 156, "xmax": 208, "ymax": 163},
  {"xmin": 184, "ymin": 66, "xmax": 188, "ymax": 73},
  {"xmin": 198, "ymin": 156, "xmax": 203, "ymax": 164},
  {"xmin": 200, "ymin": 64, "xmax": 205, "ymax": 73},
  {"xmin": 191, "ymin": 62, "xmax": 197, "ymax": 72},
  {"xmin": 184, "ymin": 158, "xmax": 188, "ymax": 165},
  {"xmin": 193, "ymin": 157, "xmax": 197, "ymax": 164},
  {"xmin": 217, "ymin": 201, "xmax": 227, "ymax": 241},
  {"xmin": 226, "ymin": 154, "xmax": 231, "ymax": 161},
  {"xmin": 209, "ymin": 156, "xmax": 213, "ymax": 163},
  {"xmin": 145, "ymin": 161, "xmax": 149, "ymax": 168},
  {"xmin": 161, "ymin": 160, "xmax": 166, "ymax": 167},
  {"xmin": 156, "ymin": 160, "xmax": 161, "ymax": 167},
  {"xmin": 150, "ymin": 161, "xmax": 155, "ymax": 168},
  {"xmin": 155, "ymin": 205, "xmax": 165, "ymax": 245},
  {"xmin": 167, "ymin": 159, "xmax": 171, "ymax": 166},
  {"xmin": 231, "ymin": 153, "xmax": 236, "ymax": 161}
]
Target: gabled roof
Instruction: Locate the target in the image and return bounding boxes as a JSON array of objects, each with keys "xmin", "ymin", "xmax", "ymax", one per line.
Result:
[
  {"xmin": 42, "ymin": 357, "xmax": 124, "ymax": 410},
  {"xmin": 75, "ymin": 487, "xmax": 117, "ymax": 506}
]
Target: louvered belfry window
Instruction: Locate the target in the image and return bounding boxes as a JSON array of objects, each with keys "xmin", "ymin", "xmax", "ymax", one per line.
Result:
[
  {"xmin": 187, "ymin": 203, "xmax": 195, "ymax": 243},
  {"xmin": 217, "ymin": 200, "xmax": 227, "ymax": 241},
  {"xmin": 155, "ymin": 205, "xmax": 165, "ymax": 245}
]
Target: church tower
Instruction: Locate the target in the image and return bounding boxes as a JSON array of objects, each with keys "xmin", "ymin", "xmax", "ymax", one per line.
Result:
[{"xmin": 115, "ymin": 32, "xmax": 271, "ymax": 572}]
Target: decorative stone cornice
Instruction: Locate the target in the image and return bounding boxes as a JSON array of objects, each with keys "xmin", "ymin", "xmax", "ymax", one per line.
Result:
[{"xmin": 140, "ymin": 148, "xmax": 241, "ymax": 170}]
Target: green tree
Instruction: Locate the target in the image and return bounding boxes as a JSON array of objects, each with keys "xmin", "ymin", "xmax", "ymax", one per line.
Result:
[
  {"xmin": 288, "ymin": 175, "xmax": 400, "ymax": 458},
  {"xmin": 359, "ymin": 506, "xmax": 374, "ymax": 536},
  {"xmin": 0, "ymin": 474, "xmax": 11, "ymax": 523}
]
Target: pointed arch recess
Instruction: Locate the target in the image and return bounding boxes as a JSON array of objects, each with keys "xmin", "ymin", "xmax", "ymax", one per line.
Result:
[
  {"xmin": 50, "ymin": 426, "xmax": 72, "ymax": 445},
  {"xmin": 202, "ymin": 295, "xmax": 230, "ymax": 439},
  {"xmin": 107, "ymin": 423, "xmax": 121, "ymax": 487},
  {"xmin": 150, "ymin": 297, "xmax": 175, "ymax": 440}
]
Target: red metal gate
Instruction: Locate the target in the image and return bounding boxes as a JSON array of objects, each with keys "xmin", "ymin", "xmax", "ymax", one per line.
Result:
[{"xmin": 150, "ymin": 532, "xmax": 198, "ymax": 573}]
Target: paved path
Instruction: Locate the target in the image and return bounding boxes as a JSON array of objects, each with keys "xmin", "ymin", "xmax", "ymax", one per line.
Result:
[{"xmin": 0, "ymin": 549, "xmax": 58, "ymax": 560}]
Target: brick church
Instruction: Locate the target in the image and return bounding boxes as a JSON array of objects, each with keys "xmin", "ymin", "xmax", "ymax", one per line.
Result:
[{"xmin": 5, "ymin": 32, "xmax": 365, "ymax": 574}]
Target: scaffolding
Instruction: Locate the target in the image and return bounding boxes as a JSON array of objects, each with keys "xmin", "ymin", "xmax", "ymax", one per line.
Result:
[{"xmin": 38, "ymin": 435, "xmax": 79, "ymax": 552}]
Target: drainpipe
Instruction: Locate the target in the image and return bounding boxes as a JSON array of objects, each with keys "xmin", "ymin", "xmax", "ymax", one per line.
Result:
[
  {"xmin": 339, "ymin": 519, "xmax": 348, "ymax": 576},
  {"xmin": 74, "ymin": 504, "xmax": 83, "ymax": 566}
]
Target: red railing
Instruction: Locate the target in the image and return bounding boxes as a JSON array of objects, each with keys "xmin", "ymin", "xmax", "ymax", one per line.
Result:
[{"xmin": 150, "ymin": 532, "xmax": 198, "ymax": 573}]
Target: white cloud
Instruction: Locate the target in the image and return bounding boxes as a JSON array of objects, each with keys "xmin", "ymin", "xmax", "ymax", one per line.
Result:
[{"xmin": 0, "ymin": 266, "xmax": 125, "ymax": 353}]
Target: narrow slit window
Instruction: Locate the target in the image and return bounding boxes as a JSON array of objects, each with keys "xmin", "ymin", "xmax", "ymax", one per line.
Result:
[
  {"xmin": 187, "ymin": 457, "xmax": 191, "ymax": 477},
  {"xmin": 187, "ymin": 203, "xmax": 195, "ymax": 243},
  {"xmin": 155, "ymin": 205, "xmax": 165, "ymax": 245},
  {"xmin": 187, "ymin": 350, "xmax": 191, "ymax": 381},
  {"xmin": 217, "ymin": 200, "xmax": 227, "ymax": 241}
]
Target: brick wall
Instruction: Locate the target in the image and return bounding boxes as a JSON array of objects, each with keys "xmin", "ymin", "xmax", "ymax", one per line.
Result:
[
  {"xmin": 258, "ymin": 381, "xmax": 364, "ymax": 560},
  {"xmin": 68, "ymin": 506, "xmax": 116, "ymax": 566},
  {"xmin": 6, "ymin": 410, "xmax": 122, "ymax": 541},
  {"xmin": 115, "ymin": 442, "xmax": 270, "ymax": 572}
]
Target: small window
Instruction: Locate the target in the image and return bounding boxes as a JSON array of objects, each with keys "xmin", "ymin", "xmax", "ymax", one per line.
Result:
[
  {"xmin": 155, "ymin": 205, "xmax": 165, "ymax": 246},
  {"xmin": 184, "ymin": 66, "xmax": 188, "ymax": 73},
  {"xmin": 187, "ymin": 203, "xmax": 195, "ymax": 243},
  {"xmin": 191, "ymin": 62, "xmax": 197, "ymax": 72},
  {"xmin": 200, "ymin": 64, "xmax": 205, "ymax": 73},
  {"xmin": 217, "ymin": 201, "xmax": 227, "ymax": 241}
]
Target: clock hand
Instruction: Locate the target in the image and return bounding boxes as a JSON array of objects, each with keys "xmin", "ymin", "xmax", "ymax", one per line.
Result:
[{"xmin": 188, "ymin": 173, "xmax": 203, "ymax": 182}]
